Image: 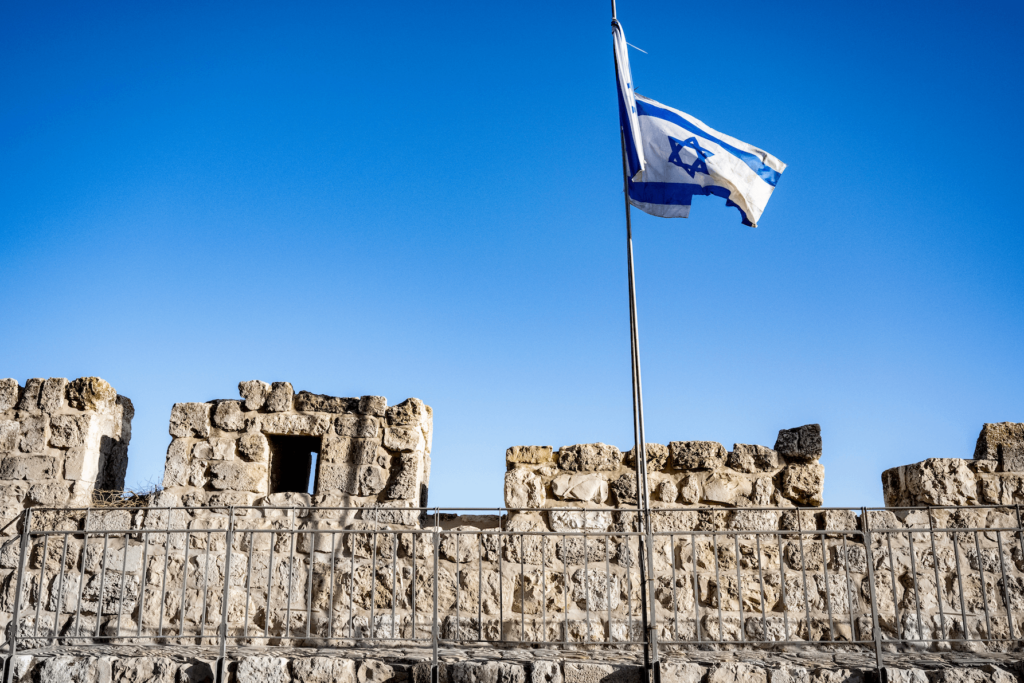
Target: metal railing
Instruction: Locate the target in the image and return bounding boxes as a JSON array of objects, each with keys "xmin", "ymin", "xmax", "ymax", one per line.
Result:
[{"xmin": 2, "ymin": 504, "xmax": 1023, "ymax": 682}]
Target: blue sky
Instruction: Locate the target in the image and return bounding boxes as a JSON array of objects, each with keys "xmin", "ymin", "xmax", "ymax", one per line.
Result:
[{"xmin": 2, "ymin": 0, "xmax": 1021, "ymax": 508}]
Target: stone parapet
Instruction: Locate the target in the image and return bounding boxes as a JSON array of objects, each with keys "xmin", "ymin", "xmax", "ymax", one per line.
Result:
[{"xmin": 504, "ymin": 424, "xmax": 825, "ymax": 513}]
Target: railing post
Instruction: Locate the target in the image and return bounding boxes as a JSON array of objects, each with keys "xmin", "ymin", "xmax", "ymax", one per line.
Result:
[
  {"xmin": 431, "ymin": 510, "xmax": 440, "ymax": 683},
  {"xmin": 217, "ymin": 506, "xmax": 235, "ymax": 683},
  {"xmin": 861, "ymin": 508, "xmax": 885, "ymax": 681},
  {"xmin": 3, "ymin": 510, "xmax": 31, "ymax": 683}
]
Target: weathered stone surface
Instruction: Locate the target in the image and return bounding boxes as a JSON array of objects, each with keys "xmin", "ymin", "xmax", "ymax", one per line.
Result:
[
  {"xmin": 386, "ymin": 397, "xmax": 428, "ymax": 425},
  {"xmin": 558, "ymin": 443, "xmax": 622, "ymax": 472},
  {"xmin": 384, "ymin": 426, "xmax": 424, "ymax": 452},
  {"xmin": 66, "ymin": 377, "xmax": 117, "ymax": 411},
  {"xmin": 291, "ymin": 657, "xmax": 356, "ymax": 683},
  {"xmin": 728, "ymin": 443, "xmax": 779, "ymax": 473},
  {"xmin": 212, "ymin": 400, "xmax": 245, "ymax": 431},
  {"xmin": 357, "ymin": 660, "xmax": 395, "ymax": 683},
  {"xmin": 209, "ymin": 437, "xmax": 235, "ymax": 460},
  {"xmin": 769, "ymin": 668, "xmax": 810, "ymax": 683},
  {"xmin": 882, "ymin": 458, "xmax": 977, "ymax": 507},
  {"xmin": 782, "ymin": 462, "xmax": 824, "ymax": 506},
  {"xmin": 563, "ymin": 663, "xmax": 638, "ymax": 683},
  {"xmin": 360, "ymin": 395, "xmax": 387, "ymax": 416},
  {"xmin": 975, "ymin": 422, "xmax": 1024, "ymax": 461},
  {"xmin": 265, "ymin": 382, "xmax": 294, "ymax": 412},
  {"xmin": 709, "ymin": 663, "xmax": 767, "ymax": 683},
  {"xmin": 50, "ymin": 414, "xmax": 91, "ymax": 449},
  {"xmin": 0, "ymin": 419, "xmax": 19, "ymax": 451},
  {"xmin": 0, "ymin": 455, "xmax": 57, "ymax": 480},
  {"xmin": 387, "ymin": 453, "xmax": 420, "ymax": 500},
  {"xmin": 552, "ymin": 473, "xmax": 609, "ymax": 504},
  {"xmin": 38, "ymin": 378, "xmax": 68, "ymax": 414},
  {"xmin": 238, "ymin": 380, "xmax": 271, "ymax": 411},
  {"xmin": 237, "ymin": 656, "xmax": 289, "ymax": 683},
  {"xmin": 623, "ymin": 443, "xmax": 670, "ymax": 471},
  {"xmin": 549, "ymin": 509, "xmax": 612, "ymax": 532},
  {"xmin": 775, "ymin": 424, "xmax": 822, "ymax": 462},
  {"xmin": 506, "ymin": 446, "xmax": 555, "ymax": 465},
  {"xmin": 336, "ymin": 415, "xmax": 381, "ymax": 439},
  {"xmin": 531, "ymin": 661, "xmax": 564, "ymax": 683},
  {"xmin": 25, "ymin": 481, "xmax": 70, "ymax": 506},
  {"xmin": 505, "ymin": 468, "xmax": 545, "ymax": 509},
  {"xmin": 671, "ymin": 441, "xmax": 727, "ymax": 470},
  {"xmin": 881, "ymin": 669, "xmax": 928, "ymax": 683},
  {"xmin": 703, "ymin": 471, "xmax": 752, "ymax": 505},
  {"xmin": 18, "ymin": 415, "xmax": 45, "ymax": 453},
  {"xmin": 16, "ymin": 378, "xmax": 43, "ymax": 413},
  {"xmin": 169, "ymin": 403, "xmax": 211, "ymax": 438},
  {"xmin": 610, "ymin": 472, "xmax": 638, "ymax": 505},
  {"xmin": 261, "ymin": 413, "xmax": 326, "ymax": 435},
  {"xmin": 0, "ymin": 378, "xmax": 18, "ymax": 412},
  {"xmin": 295, "ymin": 391, "xmax": 354, "ymax": 413},
  {"xmin": 207, "ymin": 461, "xmax": 268, "ymax": 493},
  {"xmin": 656, "ymin": 480, "xmax": 678, "ymax": 503},
  {"xmin": 238, "ymin": 432, "xmax": 269, "ymax": 462}
]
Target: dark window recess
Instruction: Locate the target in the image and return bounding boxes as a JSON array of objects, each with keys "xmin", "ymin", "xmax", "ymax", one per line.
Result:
[{"xmin": 267, "ymin": 435, "xmax": 322, "ymax": 495}]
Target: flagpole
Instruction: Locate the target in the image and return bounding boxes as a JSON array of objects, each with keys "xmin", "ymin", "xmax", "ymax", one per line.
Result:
[{"xmin": 612, "ymin": 2, "xmax": 660, "ymax": 680}]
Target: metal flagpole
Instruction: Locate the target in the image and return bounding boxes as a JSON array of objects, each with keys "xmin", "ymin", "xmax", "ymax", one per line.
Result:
[{"xmin": 612, "ymin": 2, "xmax": 660, "ymax": 680}]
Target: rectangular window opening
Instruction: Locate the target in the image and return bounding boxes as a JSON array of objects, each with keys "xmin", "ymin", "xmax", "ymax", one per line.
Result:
[{"xmin": 267, "ymin": 434, "xmax": 322, "ymax": 495}]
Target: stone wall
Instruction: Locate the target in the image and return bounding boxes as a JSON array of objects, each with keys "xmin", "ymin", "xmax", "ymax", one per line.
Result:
[
  {"xmin": 0, "ymin": 377, "xmax": 133, "ymax": 524},
  {"xmin": 882, "ymin": 423, "xmax": 1024, "ymax": 507},
  {"xmin": 161, "ymin": 381, "xmax": 433, "ymax": 511},
  {"xmin": 504, "ymin": 424, "xmax": 826, "ymax": 512}
]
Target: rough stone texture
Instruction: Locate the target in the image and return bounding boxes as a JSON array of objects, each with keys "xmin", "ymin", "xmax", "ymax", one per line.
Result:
[
  {"xmin": 782, "ymin": 462, "xmax": 825, "ymax": 506},
  {"xmin": 558, "ymin": 443, "xmax": 622, "ymax": 472},
  {"xmin": 169, "ymin": 403, "xmax": 211, "ymax": 439},
  {"xmin": 0, "ymin": 379, "xmax": 19, "ymax": 412},
  {"xmin": 774, "ymin": 423, "xmax": 823, "ymax": 463},
  {"xmin": 974, "ymin": 422, "xmax": 1024, "ymax": 472},
  {"xmin": 266, "ymin": 382, "xmax": 294, "ymax": 413},
  {"xmin": 727, "ymin": 443, "xmax": 779, "ymax": 473},
  {"xmin": 882, "ymin": 458, "xmax": 978, "ymax": 507},
  {"xmin": 238, "ymin": 380, "xmax": 271, "ymax": 411},
  {"xmin": 506, "ymin": 445, "xmax": 555, "ymax": 466},
  {"xmin": 67, "ymin": 377, "xmax": 118, "ymax": 411},
  {"xmin": 670, "ymin": 441, "xmax": 727, "ymax": 470}
]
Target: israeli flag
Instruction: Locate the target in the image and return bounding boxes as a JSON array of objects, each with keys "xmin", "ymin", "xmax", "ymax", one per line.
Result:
[
  {"xmin": 612, "ymin": 19, "xmax": 645, "ymax": 181},
  {"xmin": 626, "ymin": 95, "xmax": 786, "ymax": 227}
]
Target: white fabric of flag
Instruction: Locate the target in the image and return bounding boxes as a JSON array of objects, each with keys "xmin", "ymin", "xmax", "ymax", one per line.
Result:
[
  {"xmin": 626, "ymin": 95, "xmax": 786, "ymax": 227},
  {"xmin": 612, "ymin": 19, "xmax": 644, "ymax": 181}
]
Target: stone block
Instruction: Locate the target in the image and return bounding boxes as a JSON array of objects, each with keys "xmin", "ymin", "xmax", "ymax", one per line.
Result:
[
  {"xmin": 335, "ymin": 414, "xmax": 380, "ymax": 438},
  {"xmin": 728, "ymin": 443, "xmax": 779, "ymax": 472},
  {"xmin": 661, "ymin": 663, "xmax": 705, "ymax": 683},
  {"xmin": 0, "ymin": 455, "xmax": 57, "ymax": 480},
  {"xmin": 506, "ymin": 445, "xmax": 555, "ymax": 465},
  {"xmin": 265, "ymin": 382, "xmax": 293, "ymax": 412},
  {"xmin": 212, "ymin": 400, "xmax": 245, "ymax": 431},
  {"xmin": 384, "ymin": 425, "xmax": 425, "ymax": 452},
  {"xmin": 881, "ymin": 670, "xmax": 928, "ymax": 683},
  {"xmin": 358, "ymin": 660, "xmax": 395, "ymax": 683},
  {"xmin": 238, "ymin": 380, "xmax": 271, "ymax": 411},
  {"xmin": 238, "ymin": 432, "xmax": 269, "ymax": 462},
  {"xmin": 387, "ymin": 453, "xmax": 421, "ymax": 500},
  {"xmin": 0, "ymin": 420, "xmax": 19, "ymax": 451},
  {"xmin": 18, "ymin": 416, "xmax": 46, "ymax": 453},
  {"xmin": 359, "ymin": 395, "xmax": 387, "ymax": 416},
  {"xmin": 207, "ymin": 461, "xmax": 268, "ymax": 493},
  {"xmin": 708, "ymin": 664, "xmax": 767, "ymax": 683},
  {"xmin": 294, "ymin": 391, "xmax": 354, "ymax": 413},
  {"xmin": 623, "ymin": 442, "xmax": 670, "ymax": 471},
  {"xmin": 209, "ymin": 438, "xmax": 236, "ymax": 460},
  {"xmin": 260, "ymin": 413, "xmax": 325, "ymax": 435},
  {"xmin": 549, "ymin": 509, "xmax": 612, "ymax": 532},
  {"xmin": 505, "ymin": 468, "xmax": 545, "ymax": 508},
  {"xmin": 881, "ymin": 458, "xmax": 977, "ymax": 507},
  {"xmin": 291, "ymin": 658, "xmax": 356, "ymax": 683},
  {"xmin": 38, "ymin": 378, "xmax": 67, "ymax": 414},
  {"xmin": 552, "ymin": 473, "xmax": 609, "ymax": 504},
  {"xmin": 702, "ymin": 471, "xmax": 752, "ymax": 505},
  {"xmin": 975, "ymin": 422, "xmax": 1024, "ymax": 461},
  {"xmin": 530, "ymin": 662, "xmax": 564, "ymax": 683},
  {"xmin": 16, "ymin": 378, "xmax": 43, "ymax": 413},
  {"xmin": 558, "ymin": 443, "xmax": 622, "ymax": 471},
  {"xmin": 774, "ymin": 424, "xmax": 822, "ymax": 462},
  {"xmin": 25, "ymin": 481, "xmax": 70, "ymax": 506},
  {"xmin": 66, "ymin": 377, "xmax": 117, "ymax": 411},
  {"xmin": 236, "ymin": 657, "xmax": 289, "ymax": 683},
  {"xmin": 782, "ymin": 462, "xmax": 825, "ymax": 506},
  {"xmin": 0, "ymin": 379, "xmax": 18, "ymax": 412},
  {"xmin": 386, "ymin": 397, "xmax": 428, "ymax": 425},
  {"xmin": 670, "ymin": 441, "xmax": 726, "ymax": 470},
  {"xmin": 610, "ymin": 472, "xmax": 637, "ymax": 505},
  {"xmin": 563, "ymin": 663, "xmax": 639, "ymax": 683},
  {"xmin": 169, "ymin": 403, "xmax": 211, "ymax": 438},
  {"xmin": 656, "ymin": 480, "xmax": 678, "ymax": 502},
  {"xmin": 49, "ymin": 414, "xmax": 91, "ymax": 449}
]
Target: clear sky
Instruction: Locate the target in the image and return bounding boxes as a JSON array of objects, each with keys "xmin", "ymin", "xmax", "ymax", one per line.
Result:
[{"xmin": 2, "ymin": 0, "xmax": 1021, "ymax": 509}]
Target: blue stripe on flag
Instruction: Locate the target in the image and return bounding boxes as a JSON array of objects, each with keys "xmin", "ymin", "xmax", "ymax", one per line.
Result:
[
  {"xmin": 635, "ymin": 99, "xmax": 781, "ymax": 188},
  {"xmin": 616, "ymin": 65, "xmax": 641, "ymax": 179},
  {"xmin": 628, "ymin": 181, "xmax": 753, "ymax": 227}
]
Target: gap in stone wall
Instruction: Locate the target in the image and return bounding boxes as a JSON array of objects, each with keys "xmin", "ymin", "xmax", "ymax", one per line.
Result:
[{"xmin": 267, "ymin": 434, "xmax": 321, "ymax": 494}]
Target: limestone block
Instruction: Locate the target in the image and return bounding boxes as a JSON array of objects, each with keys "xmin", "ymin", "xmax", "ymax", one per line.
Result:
[
  {"xmin": 236, "ymin": 657, "xmax": 289, "ymax": 683},
  {"xmin": 702, "ymin": 471, "xmax": 752, "ymax": 505},
  {"xmin": 661, "ymin": 664, "xmax": 705, "ymax": 683},
  {"xmin": 558, "ymin": 443, "xmax": 622, "ymax": 472},
  {"xmin": 291, "ymin": 658, "xmax": 356, "ymax": 683},
  {"xmin": 316, "ymin": 462, "xmax": 357, "ymax": 495},
  {"xmin": 530, "ymin": 662, "xmax": 564, "ymax": 683},
  {"xmin": 881, "ymin": 670, "xmax": 928, "ymax": 683},
  {"xmin": 386, "ymin": 397, "xmax": 428, "ymax": 425},
  {"xmin": 16, "ymin": 378, "xmax": 43, "ymax": 413},
  {"xmin": 169, "ymin": 403, "xmax": 211, "ymax": 438},
  {"xmin": 0, "ymin": 455, "xmax": 57, "ymax": 480},
  {"xmin": 387, "ymin": 453, "xmax": 422, "ymax": 500},
  {"xmin": 207, "ymin": 461, "xmax": 268, "ymax": 493},
  {"xmin": 65, "ymin": 377, "xmax": 116, "ymax": 412},
  {"xmin": 335, "ymin": 414, "xmax": 380, "ymax": 438},
  {"xmin": 238, "ymin": 380, "xmax": 271, "ymax": 410},
  {"xmin": 506, "ymin": 445, "xmax": 555, "ymax": 465},
  {"xmin": 975, "ymin": 422, "xmax": 1024, "ymax": 462},
  {"xmin": 261, "ymin": 413, "xmax": 326, "ymax": 435},
  {"xmin": 610, "ymin": 472, "xmax": 637, "ymax": 505},
  {"xmin": 265, "ymin": 382, "xmax": 293, "ymax": 412},
  {"xmin": 238, "ymin": 432, "xmax": 269, "ymax": 462},
  {"xmin": 322, "ymin": 436, "xmax": 379, "ymax": 465},
  {"xmin": 36, "ymin": 656, "xmax": 107, "ymax": 683},
  {"xmin": 556, "ymin": 536, "xmax": 611, "ymax": 565},
  {"xmin": 18, "ymin": 416, "xmax": 46, "ymax": 453},
  {"xmin": 881, "ymin": 458, "xmax": 977, "ymax": 507},
  {"xmin": 708, "ymin": 664, "xmax": 767, "ymax": 683},
  {"xmin": 770, "ymin": 669, "xmax": 810, "ymax": 683},
  {"xmin": 25, "ymin": 482, "xmax": 69, "ymax": 506},
  {"xmin": 49, "ymin": 414, "xmax": 91, "ymax": 449},
  {"xmin": 211, "ymin": 400, "xmax": 245, "ymax": 431},
  {"xmin": 782, "ymin": 462, "xmax": 824, "ymax": 506},
  {"xmin": 38, "ymin": 378, "xmax": 67, "ymax": 414},
  {"xmin": 623, "ymin": 443, "xmax": 670, "ymax": 471},
  {"xmin": 384, "ymin": 425, "xmax": 425, "ymax": 452},
  {"xmin": 728, "ymin": 443, "xmax": 779, "ymax": 473},
  {"xmin": 563, "ymin": 663, "xmax": 639, "ymax": 683},
  {"xmin": 505, "ymin": 468, "xmax": 545, "ymax": 509},
  {"xmin": 549, "ymin": 509, "xmax": 612, "ymax": 532},
  {"xmin": 359, "ymin": 395, "xmax": 387, "ymax": 416},
  {"xmin": 552, "ymin": 473, "xmax": 609, "ymax": 504},
  {"xmin": 670, "ymin": 441, "xmax": 726, "ymax": 470},
  {"xmin": 295, "ymin": 391, "xmax": 354, "ymax": 413},
  {"xmin": 0, "ymin": 379, "xmax": 18, "ymax": 412},
  {"xmin": 774, "ymin": 424, "xmax": 822, "ymax": 462},
  {"xmin": 0, "ymin": 419, "xmax": 19, "ymax": 451},
  {"xmin": 656, "ymin": 480, "xmax": 678, "ymax": 502},
  {"xmin": 678, "ymin": 475, "xmax": 701, "ymax": 504},
  {"xmin": 209, "ymin": 437, "xmax": 236, "ymax": 460}
]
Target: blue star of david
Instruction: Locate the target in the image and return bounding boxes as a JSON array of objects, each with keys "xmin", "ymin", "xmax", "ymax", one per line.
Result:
[{"xmin": 667, "ymin": 136, "xmax": 714, "ymax": 178}]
